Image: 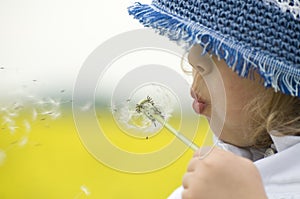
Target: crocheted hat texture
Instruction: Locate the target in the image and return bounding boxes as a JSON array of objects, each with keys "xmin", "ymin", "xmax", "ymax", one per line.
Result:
[{"xmin": 128, "ymin": 0, "xmax": 300, "ymax": 97}]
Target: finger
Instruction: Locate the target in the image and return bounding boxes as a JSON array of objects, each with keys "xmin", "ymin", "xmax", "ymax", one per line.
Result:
[
  {"xmin": 182, "ymin": 172, "xmax": 193, "ymax": 189},
  {"xmin": 193, "ymin": 146, "xmax": 214, "ymax": 159},
  {"xmin": 187, "ymin": 157, "xmax": 201, "ymax": 172}
]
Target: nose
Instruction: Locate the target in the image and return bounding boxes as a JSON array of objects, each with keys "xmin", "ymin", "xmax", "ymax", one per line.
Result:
[
  {"xmin": 188, "ymin": 45, "xmax": 201, "ymax": 68},
  {"xmin": 188, "ymin": 45, "xmax": 213, "ymax": 76},
  {"xmin": 190, "ymin": 88, "xmax": 196, "ymax": 99}
]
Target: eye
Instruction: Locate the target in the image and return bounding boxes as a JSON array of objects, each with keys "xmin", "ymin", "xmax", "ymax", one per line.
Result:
[
  {"xmin": 195, "ymin": 65, "xmax": 205, "ymax": 73},
  {"xmin": 195, "ymin": 63, "xmax": 211, "ymax": 75}
]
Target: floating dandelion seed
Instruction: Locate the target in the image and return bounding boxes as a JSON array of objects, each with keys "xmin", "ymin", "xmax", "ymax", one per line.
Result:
[
  {"xmin": 49, "ymin": 98, "xmax": 60, "ymax": 107},
  {"xmin": 6, "ymin": 110, "xmax": 18, "ymax": 118},
  {"xmin": 8, "ymin": 125, "xmax": 18, "ymax": 134},
  {"xmin": 41, "ymin": 111, "xmax": 53, "ymax": 115},
  {"xmin": 12, "ymin": 102, "xmax": 23, "ymax": 110},
  {"xmin": 80, "ymin": 185, "xmax": 91, "ymax": 196},
  {"xmin": 33, "ymin": 97, "xmax": 62, "ymax": 121},
  {"xmin": 80, "ymin": 102, "xmax": 92, "ymax": 112},
  {"xmin": 24, "ymin": 120, "xmax": 31, "ymax": 133},
  {"xmin": 36, "ymin": 99, "xmax": 46, "ymax": 105},
  {"xmin": 109, "ymin": 104, "xmax": 118, "ymax": 113},
  {"xmin": 73, "ymin": 185, "xmax": 91, "ymax": 199},
  {"xmin": 18, "ymin": 136, "xmax": 28, "ymax": 147},
  {"xmin": 32, "ymin": 109, "xmax": 37, "ymax": 121},
  {"xmin": 0, "ymin": 107, "xmax": 7, "ymax": 112},
  {"xmin": 50, "ymin": 112, "xmax": 61, "ymax": 120},
  {"xmin": 0, "ymin": 149, "xmax": 6, "ymax": 166},
  {"xmin": 2, "ymin": 116, "xmax": 13, "ymax": 125}
]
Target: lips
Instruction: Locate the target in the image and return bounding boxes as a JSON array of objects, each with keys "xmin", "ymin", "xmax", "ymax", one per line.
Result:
[{"xmin": 191, "ymin": 90, "xmax": 207, "ymax": 114}]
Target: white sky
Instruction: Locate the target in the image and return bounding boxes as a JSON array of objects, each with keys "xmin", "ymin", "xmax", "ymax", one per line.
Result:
[{"xmin": 0, "ymin": 0, "xmax": 153, "ymax": 97}]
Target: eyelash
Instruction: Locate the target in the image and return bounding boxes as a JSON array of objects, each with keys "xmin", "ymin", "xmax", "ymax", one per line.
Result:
[{"xmin": 196, "ymin": 65, "xmax": 206, "ymax": 73}]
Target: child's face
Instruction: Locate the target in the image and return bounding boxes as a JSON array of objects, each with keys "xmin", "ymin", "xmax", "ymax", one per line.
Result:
[{"xmin": 188, "ymin": 45, "xmax": 265, "ymax": 147}]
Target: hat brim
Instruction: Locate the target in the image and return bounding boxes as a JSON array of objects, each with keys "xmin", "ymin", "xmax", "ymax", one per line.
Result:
[{"xmin": 128, "ymin": 2, "xmax": 300, "ymax": 97}]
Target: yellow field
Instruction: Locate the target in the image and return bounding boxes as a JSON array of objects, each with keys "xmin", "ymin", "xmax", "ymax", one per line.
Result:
[{"xmin": 0, "ymin": 107, "xmax": 212, "ymax": 199}]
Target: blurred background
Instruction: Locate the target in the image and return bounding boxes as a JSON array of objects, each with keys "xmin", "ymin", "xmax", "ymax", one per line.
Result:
[{"xmin": 0, "ymin": 0, "xmax": 212, "ymax": 198}]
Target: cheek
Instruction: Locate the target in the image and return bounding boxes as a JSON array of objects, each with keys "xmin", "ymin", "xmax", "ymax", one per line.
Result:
[
  {"xmin": 220, "ymin": 70, "xmax": 252, "ymax": 107},
  {"xmin": 222, "ymin": 81, "xmax": 260, "ymax": 129},
  {"xmin": 225, "ymin": 80, "xmax": 258, "ymax": 108}
]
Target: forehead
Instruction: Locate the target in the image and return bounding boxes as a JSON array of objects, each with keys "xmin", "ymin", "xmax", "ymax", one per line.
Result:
[{"xmin": 188, "ymin": 45, "xmax": 213, "ymax": 66}]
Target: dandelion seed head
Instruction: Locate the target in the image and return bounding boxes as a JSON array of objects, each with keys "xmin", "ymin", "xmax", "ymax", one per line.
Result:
[{"xmin": 112, "ymin": 84, "xmax": 178, "ymax": 135}]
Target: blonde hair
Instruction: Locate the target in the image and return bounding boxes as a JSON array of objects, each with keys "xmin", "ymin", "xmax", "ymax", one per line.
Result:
[{"xmin": 244, "ymin": 88, "xmax": 300, "ymax": 148}]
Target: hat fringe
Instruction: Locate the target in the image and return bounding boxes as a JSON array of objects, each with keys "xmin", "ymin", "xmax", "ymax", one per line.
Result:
[{"xmin": 128, "ymin": 3, "xmax": 300, "ymax": 97}]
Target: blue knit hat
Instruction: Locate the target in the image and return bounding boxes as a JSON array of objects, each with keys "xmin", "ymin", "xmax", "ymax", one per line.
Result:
[{"xmin": 128, "ymin": 0, "xmax": 300, "ymax": 98}]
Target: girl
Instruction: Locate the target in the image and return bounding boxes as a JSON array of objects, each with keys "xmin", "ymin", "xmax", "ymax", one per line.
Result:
[{"xmin": 128, "ymin": 0, "xmax": 300, "ymax": 198}]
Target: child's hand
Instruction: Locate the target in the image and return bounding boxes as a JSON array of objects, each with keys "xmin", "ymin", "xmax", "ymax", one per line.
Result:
[{"xmin": 182, "ymin": 147, "xmax": 267, "ymax": 199}]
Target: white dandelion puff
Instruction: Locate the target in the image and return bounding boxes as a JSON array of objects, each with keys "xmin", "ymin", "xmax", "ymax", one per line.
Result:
[
  {"xmin": 80, "ymin": 185, "xmax": 91, "ymax": 196},
  {"xmin": 112, "ymin": 84, "xmax": 177, "ymax": 135},
  {"xmin": 0, "ymin": 149, "xmax": 6, "ymax": 166},
  {"xmin": 18, "ymin": 136, "xmax": 28, "ymax": 147},
  {"xmin": 113, "ymin": 101, "xmax": 161, "ymax": 133}
]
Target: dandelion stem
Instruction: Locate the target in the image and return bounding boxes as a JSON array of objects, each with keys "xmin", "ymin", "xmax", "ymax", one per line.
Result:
[
  {"xmin": 137, "ymin": 96, "xmax": 199, "ymax": 151},
  {"xmin": 151, "ymin": 113, "xmax": 199, "ymax": 151}
]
